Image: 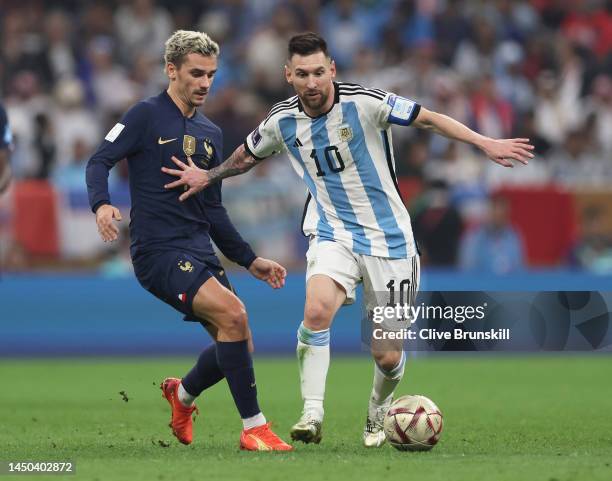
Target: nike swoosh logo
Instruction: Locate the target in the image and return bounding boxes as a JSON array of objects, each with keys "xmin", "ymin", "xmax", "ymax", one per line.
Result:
[{"xmin": 158, "ymin": 137, "xmax": 177, "ymax": 145}]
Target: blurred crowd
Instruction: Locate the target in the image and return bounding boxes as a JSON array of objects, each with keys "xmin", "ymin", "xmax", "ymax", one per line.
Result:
[{"xmin": 1, "ymin": 0, "xmax": 611, "ymax": 273}]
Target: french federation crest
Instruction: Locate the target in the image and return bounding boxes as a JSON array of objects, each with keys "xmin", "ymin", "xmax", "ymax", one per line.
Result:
[
  {"xmin": 183, "ymin": 135, "xmax": 196, "ymax": 157},
  {"xmin": 178, "ymin": 260, "xmax": 194, "ymax": 273},
  {"xmin": 338, "ymin": 124, "xmax": 353, "ymax": 142},
  {"xmin": 201, "ymin": 138, "xmax": 214, "ymax": 167}
]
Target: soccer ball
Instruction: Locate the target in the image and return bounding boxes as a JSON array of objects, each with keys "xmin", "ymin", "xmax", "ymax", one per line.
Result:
[{"xmin": 383, "ymin": 394, "xmax": 443, "ymax": 451}]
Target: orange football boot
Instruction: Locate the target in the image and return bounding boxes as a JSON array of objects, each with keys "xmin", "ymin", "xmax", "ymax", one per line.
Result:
[
  {"xmin": 160, "ymin": 377, "xmax": 198, "ymax": 445},
  {"xmin": 240, "ymin": 422, "xmax": 293, "ymax": 451}
]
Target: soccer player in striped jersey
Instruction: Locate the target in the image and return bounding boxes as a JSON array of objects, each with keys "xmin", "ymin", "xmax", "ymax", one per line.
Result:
[{"xmin": 162, "ymin": 32, "xmax": 534, "ymax": 447}]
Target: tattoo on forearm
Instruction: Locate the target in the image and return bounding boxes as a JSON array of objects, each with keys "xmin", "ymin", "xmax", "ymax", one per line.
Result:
[{"xmin": 208, "ymin": 144, "xmax": 263, "ymax": 183}]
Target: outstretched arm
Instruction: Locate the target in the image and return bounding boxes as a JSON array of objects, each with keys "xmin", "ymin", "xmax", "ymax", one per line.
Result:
[
  {"xmin": 162, "ymin": 144, "xmax": 264, "ymax": 201},
  {"xmin": 412, "ymin": 107, "xmax": 534, "ymax": 167}
]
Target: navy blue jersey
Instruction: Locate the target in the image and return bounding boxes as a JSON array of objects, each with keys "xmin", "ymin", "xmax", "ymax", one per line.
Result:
[{"xmin": 86, "ymin": 90, "xmax": 256, "ymax": 267}]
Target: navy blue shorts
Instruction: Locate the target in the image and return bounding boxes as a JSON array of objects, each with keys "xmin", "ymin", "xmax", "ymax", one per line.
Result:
[{"xmin": 133, "ymin": 250, "xmax": 233, "ymax": 324}]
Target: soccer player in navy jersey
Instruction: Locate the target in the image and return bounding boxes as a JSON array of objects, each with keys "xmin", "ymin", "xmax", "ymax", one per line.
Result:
[
  {"xmin": 86, "ymin": 30, "xmax": 292, "ymax": 451},
  {"xmin": 162, "ymin": 32, "xmax": 534, "ymax": 448},
  {"xmin": 0, "ymin": 102, "xmax": 12, "ymax": 193}
]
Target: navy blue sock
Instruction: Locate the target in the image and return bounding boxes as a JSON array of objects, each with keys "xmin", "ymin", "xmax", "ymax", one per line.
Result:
[
  {"xmin": 181, "ymin": 344, "xmax": 224, "ymax": 397},
  {"xmin": 216, "ymin": 340, "xmax": 261, "ymax": 419}
]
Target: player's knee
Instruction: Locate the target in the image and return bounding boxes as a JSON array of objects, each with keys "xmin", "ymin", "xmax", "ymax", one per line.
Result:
[
  {"xmin": 303, "ymin": 300, "xmax": 333, "ymax": 331},
  {"xmin": 220, "ymin": 301, "xmax": 249, "ymax": 337},
  {"xmin": 373, "ymin": 350, "xmax": 403, "ymax": 372}
]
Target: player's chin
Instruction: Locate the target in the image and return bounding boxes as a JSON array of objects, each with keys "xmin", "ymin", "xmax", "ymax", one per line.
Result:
[
  {"xmin": 192, "ymin": 93, "xmax": 207, "ymax": 105},
  {"xmin": 302, "ymin": 98, "xmax": 321, "ymax": 111}
]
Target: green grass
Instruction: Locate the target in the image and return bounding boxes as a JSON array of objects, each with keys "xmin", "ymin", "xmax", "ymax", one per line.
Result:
[{"xmin": 0, "ymin": 356, "xmax": 611, "ymax": 481}]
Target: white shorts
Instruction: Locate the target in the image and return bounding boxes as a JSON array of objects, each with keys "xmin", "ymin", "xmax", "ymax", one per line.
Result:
[{"xmin": 305, "ymin": 239, "xmax": 420, "ymax": 315}]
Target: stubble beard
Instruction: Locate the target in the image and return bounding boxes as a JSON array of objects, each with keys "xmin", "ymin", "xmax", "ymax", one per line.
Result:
[{"xmin": 302, "ymin": 90, "xmax": 329, "ymax": 113}]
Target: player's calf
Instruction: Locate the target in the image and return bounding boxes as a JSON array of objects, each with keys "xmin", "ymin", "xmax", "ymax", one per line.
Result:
[{"xmin": 372, "ymin": 350, "xmax": 403, "ymax": 373}]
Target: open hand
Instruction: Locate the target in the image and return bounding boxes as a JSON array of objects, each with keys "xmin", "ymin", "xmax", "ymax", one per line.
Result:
[
  {"xmin": 479, "ymin": 138, "xmax": 534, "ymax": 168},
  {"xmin": 96, "ymin": 204, "xmax": 122, "ymax": 242},
  {"xmin": 248, "ymin": 257, "xmax": 287, "ymax": 289},
  {"xmin": 161, "ymin": 156, "xmax": 210, "ymax": 201}
]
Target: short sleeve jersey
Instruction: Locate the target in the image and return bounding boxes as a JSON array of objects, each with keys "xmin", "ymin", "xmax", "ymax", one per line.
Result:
[{"xmin": 245, "ymin": 82, "xmax": 421, "ymax": 259}]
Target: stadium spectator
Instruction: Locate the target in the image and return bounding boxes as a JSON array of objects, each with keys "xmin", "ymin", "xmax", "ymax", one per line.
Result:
[
  {"xmin": 548, "ymin": 128, "xmax": 610, "ymax": 187},
  {"xmin": 1, "ymin": 0, "xmax": 611, "ymax": 272},
  {"xmin": 51, "ymin": 138, "xmax": 91, "ymax": 193},
  {"xmin": 459, "ymin": 195, "xmax": 525, "ymax": 274},
  {"xmin": 411, "ymin": 180, "xmax": 463, "ymax": 267},
  {"xmin": 85, "ymin": 36, "xmax": 138, "ymax": 117},
  {"xmin": 52, "ymin": 78, "xmax": 101, "ymax": 169},
  {"xmin": 32, "ymin": 113, "xmax": 56, "ymax": 180},
  {"xmin": 44, "ymin": 10, "xmax": 79, "ymax": 83},
  {"xmin": 245, "ymin": 4, "xmax": 299, "ymax": 103},
  {"xmin": 569, "ymin": 206, "xmax": 612, "ymax": 274},
  {"xmin": 114, "ymin": 0, "xmax": 173, "ymax": 65},
  {"xmin": 470, "ymin": 74, "xmax": 514, "ymax": 140}
]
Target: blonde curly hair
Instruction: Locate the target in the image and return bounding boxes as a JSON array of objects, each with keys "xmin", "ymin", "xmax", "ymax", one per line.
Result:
[{"xmin": 164, "ymin": 30, "xmax": 219, "ymax": 68}]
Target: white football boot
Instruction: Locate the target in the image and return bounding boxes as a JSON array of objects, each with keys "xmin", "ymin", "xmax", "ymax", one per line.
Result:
[
  {"xmin": 290, "ymin": 411, "xmax": 323, "ymax": 444},
  {"xmin": 362, "ymin": 398, "xmax": 392, "ymax": 448}
]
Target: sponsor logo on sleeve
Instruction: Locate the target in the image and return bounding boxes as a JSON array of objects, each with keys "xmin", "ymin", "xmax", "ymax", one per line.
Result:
[{"xmin": 250, "ymin": 126, "xmax": 262, "ymax": 147}]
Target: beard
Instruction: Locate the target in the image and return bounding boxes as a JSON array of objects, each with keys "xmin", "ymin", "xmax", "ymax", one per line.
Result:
[{"xmin": 301, "ymin": 90, "xmax": 329, "ymax": 111}]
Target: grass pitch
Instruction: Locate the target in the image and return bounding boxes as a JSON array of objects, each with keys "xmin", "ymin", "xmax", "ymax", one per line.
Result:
[{"xmin": 0, "ymin": 355, "xmax": 611, "ymax": 481}]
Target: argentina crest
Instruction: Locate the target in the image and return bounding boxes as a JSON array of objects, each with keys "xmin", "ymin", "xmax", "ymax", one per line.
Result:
[{"xmin": 338, "ymin": 124, "xmax": 353, "ymax": 142}]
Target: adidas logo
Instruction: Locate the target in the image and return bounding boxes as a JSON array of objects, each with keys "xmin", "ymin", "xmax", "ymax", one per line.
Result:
[{"xmin": 293, "ymin": 137, "xmax": 303, "ymax": 148}]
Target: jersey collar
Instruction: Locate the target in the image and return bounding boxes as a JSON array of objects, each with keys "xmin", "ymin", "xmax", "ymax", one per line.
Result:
[
  {"xmin": 296, "ymin": 81, "xmax": 340, "ymax": 119},
  {"xmin": 162, "ymin": 90, "xmax": 198, "ymax": 119}
]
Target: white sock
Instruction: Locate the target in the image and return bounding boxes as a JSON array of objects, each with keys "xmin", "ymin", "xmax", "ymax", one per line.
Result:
[
  {"xmin": 297, "ymin": 322, "xmax": 330, "ymax": 421},
  {"xmin": 370, "ymin": 351, "xmax": 406, "ymax": 407},
  {"xmin": 242, "ymin": 412, "xmax": 266, "ymax": 430},
  {"xmin": 178, "ymin": 382, "xmax": 196, "ymax": 406}
]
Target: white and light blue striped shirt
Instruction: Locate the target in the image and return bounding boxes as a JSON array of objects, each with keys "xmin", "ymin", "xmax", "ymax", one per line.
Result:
[{"xmin": 245, "ymin": 82, "xmax": 421, "ymax": 259}]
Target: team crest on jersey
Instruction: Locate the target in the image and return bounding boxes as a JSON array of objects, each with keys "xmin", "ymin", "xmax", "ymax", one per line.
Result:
[
  {"xmin": 183, "ymin": 135, "xmax": 196, "ymax": 156},
  {"xmin": 201, "ymin": 138, "xmax": 214, "ymax": 167},
  {"xmin": 178, "ymin": 260, "xmax": 194, "ymax": 273},
  {"xmin": 338, "ymin": 124, "xmax": 353, "ymax": 142}
]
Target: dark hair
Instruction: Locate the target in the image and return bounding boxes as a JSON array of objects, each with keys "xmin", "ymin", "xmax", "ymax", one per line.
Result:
[{"xmin": 288, "ymin": 32, "xmax": 329, "ymax": 60}]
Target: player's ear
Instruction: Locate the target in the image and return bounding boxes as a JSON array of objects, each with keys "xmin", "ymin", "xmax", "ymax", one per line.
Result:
[
  {"xmin": 167, "ymin": 62, "xmax": 177, "ymax": 80},
  {"xmin": 285, "ymin": 64, "xmax": 292, "ymax": 85},
  {"xmin": 329, "ymin": 59, "xmax": 336, "ymax": 79}
]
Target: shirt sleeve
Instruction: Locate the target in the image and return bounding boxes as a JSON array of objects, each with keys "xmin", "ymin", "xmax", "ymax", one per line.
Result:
[
  {"xmin": 204, "ymin": 131, "xmax": 257, "ymax": 268},
  {"xmin": 86, "ymin": 101, "xmax": 149, "ymax": 213},
  {"xmin": 244, "ymin": 114, "xmax": 284, "ymax": 161},
  {"xmin": 369, "ymin": 92, "xmax": 421, "ymax": 129}
]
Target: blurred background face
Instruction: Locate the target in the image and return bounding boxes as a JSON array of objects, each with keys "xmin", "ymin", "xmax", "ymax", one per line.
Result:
[
  {"xmin": 168, "ymin": 53, "xmax": 217, "ymax": 108},
  {"xmin": 286, "ymin": 51, "xmax": 335, "ymax": 113},
  {"xmin": 488, "ymin": 197, "xmax": 510, "ymax": 230}
]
